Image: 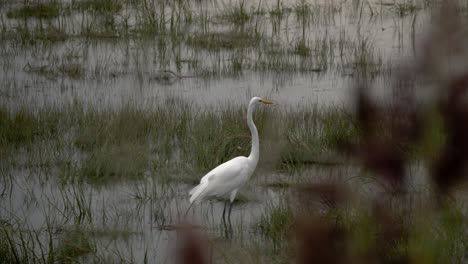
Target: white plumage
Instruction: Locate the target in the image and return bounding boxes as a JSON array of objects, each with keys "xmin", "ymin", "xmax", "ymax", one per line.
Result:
[{"xmin": 187, "ymin": 97, "xmax": 273, "ymax": 218}]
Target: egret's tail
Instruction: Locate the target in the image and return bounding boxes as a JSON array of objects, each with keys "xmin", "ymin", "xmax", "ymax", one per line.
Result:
[
  {"xmin": 185, "ymin": 182, "xmax": 209, "ymax": 217},
  {"xmin": 189, "ymin": 182, "xmax": 208, "ymax": 204}
]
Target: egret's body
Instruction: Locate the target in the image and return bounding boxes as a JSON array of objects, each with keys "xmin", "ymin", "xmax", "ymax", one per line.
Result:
[{"xmin": 187, "ymin": 97, "xmax": 273, "ymax": 219}]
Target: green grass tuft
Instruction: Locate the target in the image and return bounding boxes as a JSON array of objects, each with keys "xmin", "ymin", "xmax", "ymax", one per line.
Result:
[
  {"xmin": 257, "ymin": 204, "xmax": 293, "ymax": 251},
  {"xmin": 80, "ymin": 142, "xmax": 149, "ymax": 183},
  {"xmin": 2, "ymin": 25, "xmax": 68, "ymax": 45},
  {"xmin": 220, "ymin": 0, "xmax": 251, "ymax": 25},
  {"xmin": 293, "ymin": 39, "xmax": 311, "ymax": 56},
  {"xmin": 0, "ymin": 108, "xmax": 58, "ymax": 147},
  {"xmin": 72, "ymin": 0, "xmax": 122, "ymax": 13},
  {"xmin": 7, "ymin": 1, "xmax": 60, "ymax": 19}
]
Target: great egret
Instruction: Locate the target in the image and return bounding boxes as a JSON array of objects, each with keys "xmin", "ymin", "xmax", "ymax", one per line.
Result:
[{"xmin": 187, "ymin": 97, "xmax": 273, "ymax": 220}]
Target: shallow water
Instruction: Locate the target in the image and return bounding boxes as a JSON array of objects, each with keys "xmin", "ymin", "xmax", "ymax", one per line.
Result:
[
  {"xmin": 0, "ymin": 0, "xmax": 433, "ymax": 111},
  {"xmin": 1, "ymin": 164, "xmax": 291, "ymax": 262},
  {"xmin": 1, "ymin": 154, "xmax": 442, "ymax": 262}
]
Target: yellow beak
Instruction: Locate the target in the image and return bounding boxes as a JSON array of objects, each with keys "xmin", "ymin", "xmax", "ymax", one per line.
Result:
[{"xmin": 260, "ymin": 99, "xmax": 274, "ymax": 104}]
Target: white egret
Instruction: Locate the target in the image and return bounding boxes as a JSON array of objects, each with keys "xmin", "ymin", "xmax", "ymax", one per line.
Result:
[{"xmin": 187, "ymin": 97, "xmax": 273, "ymax": 220}]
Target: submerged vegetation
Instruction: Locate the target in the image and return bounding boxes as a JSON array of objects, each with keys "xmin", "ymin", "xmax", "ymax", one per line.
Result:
[
  {"xmin": 187, "ymin": 31, "xmax": 262, "ymax": 50},
  {"xmin": 0, "ymin": 0, "xmax": 391, "ymax": 76}
]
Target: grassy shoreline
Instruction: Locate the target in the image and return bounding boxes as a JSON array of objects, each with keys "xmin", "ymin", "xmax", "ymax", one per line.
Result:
[{"xmin": 1, "ymin": 102, "xmax": 358, "ymax": 184}]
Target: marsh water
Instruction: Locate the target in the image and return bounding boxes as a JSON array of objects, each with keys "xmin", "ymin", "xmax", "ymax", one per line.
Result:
[
  {"xmin": 0, "ymin": 0, "xmax": 453, "ymax": 263},
  {"xmin": 1, "ymin": 0, "xmax": 431, "ymax": 110}
]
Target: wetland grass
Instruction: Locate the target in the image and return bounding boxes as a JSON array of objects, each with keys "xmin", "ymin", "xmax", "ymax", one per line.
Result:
[
  {"xmin": 2, "ymin": 25, "xmax": 68, "ymax": 45},
  {"xmin": 220, "ymin": 0, "xmax": 251, "ymax": 26},
  {"xmin": 1, "ymin": 1, "xmax": 466, "ymax": 263},
  {"xmin": 393, "ymin": 2, "xmax": 420, "ymax": 17},
  {"xmin": 6, "ymin": 1, "xmax": 60, "ymax": 20},
  {"xmin": 0, "ymin": 107, "xmax": 59, "ymax": 147},
  {"xmin": 80, "ymin": 142, "xmax": 149, "ymax": 183},
  {"xmin": 0, "ymin": 0, "xmax": 387, "ymax": 76},
  {"xmin": 24, "ymin": 62, "xmax": 85, "ymax": 80},
  {"xmin": 187, "ymin": 30, "xmax": 262, "ymax": 51},
  {"xmin": 2, "ymin": 100, "xmax": 449, "ymax": 186},
  {"xmin": 57, "ymin": 228, "xmax": 96, "ymax": 262},
  {"xmin": 72, "ymin": 0, "xmax": 123, "ymax": 14},
  {"xmin": 1, "ymin": 101, "xmax": 360, "ymax": 186},
  {"xmin": 256, "ymin": 202, "xmax": 293, "ymax": 252},
  {"xmin": 293, "ymin": 39, "xmax": 311, "ymax": 57}
]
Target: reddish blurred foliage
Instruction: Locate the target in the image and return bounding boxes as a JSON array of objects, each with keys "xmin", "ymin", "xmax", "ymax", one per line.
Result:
[
  {"xmin": 344, "ymin": 1, "xmax": 468, "ymax": 196},
  {"xmin": 176, "ymin": 223, "xmax": 207, "ymax": 264},
  {"xmin": 341, "ymin": 74, "xmax": 422, "ymax": 193},
  {"xmin": 372, "ymin": 201, "xmax": 409, "ymax": 264},
  {"xmin": 356, "ymin": 140, "xmax": 406, "ymax": 193},
  {"xmin": 421, "ymin": 0, "xmax": 468, "ymax": 196},
  {"xmin": 298, "ymin": 1, "xmax": 468, "ymax": 263},
  {"xmin": 433, "ymin": 73, "xmax": 468, "ymax": 194},
  {"xmin": 296, "ymin": 216, "xmax": 346, "ymax": 264}
]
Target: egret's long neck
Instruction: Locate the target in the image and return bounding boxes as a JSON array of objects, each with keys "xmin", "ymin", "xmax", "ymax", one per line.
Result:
[{"xmin": 247, "ymin": 101, "xmax": 259, "ymax": 164}]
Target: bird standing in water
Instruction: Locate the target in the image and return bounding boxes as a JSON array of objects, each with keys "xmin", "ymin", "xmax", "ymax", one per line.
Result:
[{"xmin": 187, "ymin": 97, "xmax": 273, "ymax": 220}]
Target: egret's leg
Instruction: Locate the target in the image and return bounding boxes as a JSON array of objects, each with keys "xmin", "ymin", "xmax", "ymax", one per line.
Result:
[
  {"xmin": 228, "ymin": 202, "xmax": 233, "ymax": 220},
  {"xmin": 228, "ymin": 189, "xmax": 238, "ymax": 221},
  {"xmin": 184, "ymin": 202, "xmax": 195, "ymax": 217},
  {"xmin": 222, "ymin": 201, "xmax": 227, "ymax": 221},
  {"xmin": 225, "ymin": 202, "xmax": 233, "ymax": 238}
]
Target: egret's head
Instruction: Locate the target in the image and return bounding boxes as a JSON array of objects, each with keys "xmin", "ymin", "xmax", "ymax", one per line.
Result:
[{"xmin": 251, "ymin": 97, "xmax": 274, "ymax": 105}]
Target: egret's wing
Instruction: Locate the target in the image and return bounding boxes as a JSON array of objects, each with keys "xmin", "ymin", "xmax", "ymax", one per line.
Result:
[
  {"xmin": 200, "ymin": 157, "xmax": 250, "ymax": 197},
  {"xmin": 189, "ymin": 158, "xmax": 244, "ymax": 196},
  {"xmin": 198, "ymin": 157, "xmax": 246, "ymax": 183},
  {"xmin": 189, "ymin": 156, "xmax": 251, "ymax": 204}
]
